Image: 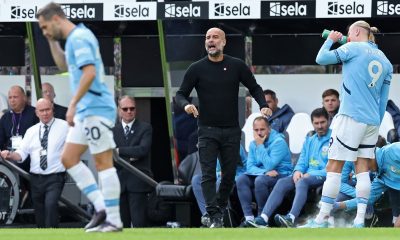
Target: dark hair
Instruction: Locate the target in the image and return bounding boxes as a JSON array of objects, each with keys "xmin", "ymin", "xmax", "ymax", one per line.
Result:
[
  {"xmin": 36, "ymin": 2, "xmax": 66, "ymax": 20},
  {"xmin": 322, "ymin": 89, "xmax": 339, "ymax": 99},
  {"xmin": 375, "ymin": 135, "xmax": 387, "ymax": 148},
  {"xmin": 253, "ymin": 116, "xmax": 270, "ymax": 127},
  {"xmin": 310, "ymin": 108, "xmax": 329, "ymax": 122},
  {"xmin": 263, "ymin": 89, "xmax": 277, "ymax": 100}
]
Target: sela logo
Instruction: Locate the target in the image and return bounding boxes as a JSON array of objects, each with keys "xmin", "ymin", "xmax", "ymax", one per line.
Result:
[
  {"xmin": 377, "ymin": 1, "xmax": 400, "ymax": 15},
  {"xmin": 327, "ymin": 1, "xmax": 365, "ymax": 15},
  {"xmin": 61, "ymin": 4, "xmax": 103, "ymax": 20},
  {"xmin": 165, "ymin": 3, "xmax": 201, "ymax": 18},
  {"xmin": 214, "ymin": 3, "xmax": 251, "ymax": 17},
  {"xmin": 10, "ymin": 6, "xmax": 38, "ymax": 19},
  {"xmin": 269, "ymin": 2, "xmax": 307, "ymax": 17},
  {"xmin": 114, "ymin": 4, "xmax": 150, "ymax": 18}
]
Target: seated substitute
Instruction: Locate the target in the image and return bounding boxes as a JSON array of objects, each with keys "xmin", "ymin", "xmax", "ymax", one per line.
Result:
[
  {"xmin": 247, "ymin": 108, "xmax": 331, "ymax": 228},
  {"xmin": 236, "ymin": 116, "xmax": 292, "ymax": 226}
]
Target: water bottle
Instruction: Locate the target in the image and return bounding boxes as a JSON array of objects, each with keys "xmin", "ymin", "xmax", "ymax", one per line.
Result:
[{"xmin": 322, "ymin": 29, "xmax": 348, "ymax": 45}]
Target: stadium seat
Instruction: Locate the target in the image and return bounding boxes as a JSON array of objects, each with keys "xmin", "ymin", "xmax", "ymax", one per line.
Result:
[
  {"xmin": 242, "ymin": 112, "xmax": 262, "ymax": 152},
  {"xmin": 379, "ymin": 111, "xmax": 398, "ymax": 143},
  {"xmin": 155, "ymin": 152, "xmax": 202, "ymax": 226},
  {"xmin": 285, "ymin": 113, "xmax": 313, "ymax": 163}
]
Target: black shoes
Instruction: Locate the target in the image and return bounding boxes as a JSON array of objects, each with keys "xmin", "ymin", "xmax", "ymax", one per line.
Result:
[{"xmin": 209, "ymin": 215, "xmax": 224, "ymax": 228}]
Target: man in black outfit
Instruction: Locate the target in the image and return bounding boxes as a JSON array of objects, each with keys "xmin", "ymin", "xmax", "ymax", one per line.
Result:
[
  {"xmin": 175, "ymin": 27, "xmax": 271, "ymax": 228},
  {"xmin": 113, "ymin": 96, "xmax": 153, "ymax": 227}
]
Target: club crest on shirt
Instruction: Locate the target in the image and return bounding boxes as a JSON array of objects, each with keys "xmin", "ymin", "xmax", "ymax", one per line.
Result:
[
  {"xmin": 309, "ymin": 159, "xmax": 319, "ymax": 167},
  {"xmin": 390, "ymin": 165, "xmax": 400, "ymax": 175},
  {"xmin": 321, "ymin": 145, "xmax": 329, "ymax": 157}
]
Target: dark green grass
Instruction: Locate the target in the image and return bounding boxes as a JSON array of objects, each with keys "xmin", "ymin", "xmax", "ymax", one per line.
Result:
[{"xmin": 0, "ymin": 228, "xmax": 399, "ymax": 240}]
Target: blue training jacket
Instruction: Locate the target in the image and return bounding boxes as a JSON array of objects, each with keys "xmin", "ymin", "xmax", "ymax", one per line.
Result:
[
  {"xmin": 245, "ymin": 129, "xmax": 292, "ymax": 176},
  {"xmin": 293, "ymin": 129, "xmax": 332, "ymax": 176}
]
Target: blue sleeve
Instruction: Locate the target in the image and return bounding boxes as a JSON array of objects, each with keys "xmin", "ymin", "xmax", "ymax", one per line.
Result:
[
  {"xmin": 339, "ymin": 183, "xmax": 356, "ymax": 198},
  {"xmin": 344, "ymin": 179, "xmax": 387, "ymax": 211},
  {"xmin": 341, "ymin": 162, "xmax": 354, "ymax": 182},
  {"xmin": 308, "ymin": 168, "xmax": 327, "ymax": 177},
  {"xmin": 315, "ymin": 39, "xmax": 338, "ymax": 65},
  {"xmin": 239, "ymin": 144, "xmax": 247, "ymax": 170},
  {"xmin": 256, "ymin": 139, "xmax": 288, "ymax": 172},
  {"xmin": 70, "ymin": 37, "xmax": 95, "ymax": 69},
  {"xmin": 368, "ymin": 179, "xmax": 386, "ymax": 205},
  {"xmin": 293, "ymin": 137, "xmax": 309, "ymax": 173},
  {"xmin": 246, "ymin": 142, "xmax": 266, "ymax": 175},
  {"xmin": 343, "ymin": 198, "xmax": 357, "ymax": 211},
  {"xmin": 379, "ymin": 71, "xmax": 392, "ymax": 122}
]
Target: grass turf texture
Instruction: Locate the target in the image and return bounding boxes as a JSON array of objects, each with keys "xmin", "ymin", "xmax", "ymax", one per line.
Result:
[{"xmin": 0, "ymin": 228, "xmax": 399, "ymax": 240}]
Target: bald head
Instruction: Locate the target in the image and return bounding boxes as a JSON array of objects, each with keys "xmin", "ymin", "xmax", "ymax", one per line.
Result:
[
  {"xmin": 207, "ymin": 28, "xmax": 226, "ymax": 40},
  {"xmin": 36, "ymin": 98, "xmax": 54, "ymax": 124},
  {"xmin": 8, "ymin": 85, "xmax": 26, "ymax": 113},
  {"xmin": 205, "ymin": 27, "xmax": 226, "ymax": 61},
  {"xmin": 42, "ymin": 82, "xmax": 56, "ymax": 102}
]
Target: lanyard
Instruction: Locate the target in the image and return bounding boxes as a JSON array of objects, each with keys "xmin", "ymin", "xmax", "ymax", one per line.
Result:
[
  {"xmin": 39, "ymin": 118, "xmax": 55, "ymax": 143},
  {"xmin": 11, "ymin": 111, "xmax": 23, "ymax": 136}
]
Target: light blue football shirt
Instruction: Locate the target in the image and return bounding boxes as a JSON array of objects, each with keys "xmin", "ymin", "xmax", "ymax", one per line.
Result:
[
  {"xmin": 65, "ymin": 24, "xmax": 116, "ymax": 122},
  {"xmin": 316, "ymin": 39, "xmax": 393, "ymax": 125}
]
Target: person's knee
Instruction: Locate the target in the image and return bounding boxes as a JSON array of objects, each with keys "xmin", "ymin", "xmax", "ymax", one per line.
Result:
[
  {"xmin": 192, "ymin": 175, "xmax": 202, "ymax": 187},
  {"xmin": 93, "ymin": 150, "xmax": 114, "ymax": 170},
  {"xmin": 61, "ymin": 153, "xmax": 79, "ymax": 169},
  {"xmin": 295, "ymin": 178, "xmax": 309, "ymax": 189},
  {"xmin": 235, "ymin": 175, "xmax": 249, "ymax": 188},
  {"xmin": 326, "ymin": 159, "xmax": 345, "ymax": 173},
  {"xmin": 61, "ymin": 144, "xmax": 86, "ymax": 169},
  {"xmin": 254, "ymin": 175, "xmax": 269, "ymax": 188},
  {"xmin": 273, "ymin": 178, "xmax": 289, "ymax": 194}
]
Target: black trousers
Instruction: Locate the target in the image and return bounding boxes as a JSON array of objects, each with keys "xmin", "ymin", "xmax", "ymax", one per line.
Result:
[
  {"xmin": 30, "ymin": 172, "xmax": 65, "ymax": 228},
  {"xmin": 198, "ymin": 126, "xmax": 241, "ymax": 218},
  {"xmin": 120, "ymin": 191, "xmax": 149, "ymax": 227}
]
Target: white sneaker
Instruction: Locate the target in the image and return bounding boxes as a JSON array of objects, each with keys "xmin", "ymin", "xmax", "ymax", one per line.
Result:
[{"xmin": 86, "ymin": 221, "xmax": 122, "ymax": 233}]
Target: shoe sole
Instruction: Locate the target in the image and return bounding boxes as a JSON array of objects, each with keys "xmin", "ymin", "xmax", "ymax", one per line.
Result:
[
  {"xmin": 247, "ymin": 221, "xmax": 267, "ymax": 228},
  {"xmin": 86, "ymin": 226, "xmax": 123, "ymax": 233},
  {"xmin": 277, "ymin": 215, "xmax": 293, "ymax": 228}
]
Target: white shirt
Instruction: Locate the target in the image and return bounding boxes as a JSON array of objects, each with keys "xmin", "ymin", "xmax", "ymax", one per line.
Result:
[
  {"xmin": 16, "ymin": 118, "xmax": 68, "ymax": 174},
  {"xmin": 122, "ymin": 119, "xmax": 135, "ymax": 134}
]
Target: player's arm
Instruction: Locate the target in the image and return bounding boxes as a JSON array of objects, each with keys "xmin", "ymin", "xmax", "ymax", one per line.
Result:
[
  {"xmin": 176, "ymin": 65, "xmax": 196, "ymax": 109},
  {"xmin": 315, "ymin": 39, "xmax": 339, "ymax": 65},
  {"xmin": 48, "ymin": 40, "xmax": 68, "ymax": 72},
  {"xmin": 379, "ymin": 73, "xmax": 392, "ymax": 123},
  {"xmin": 70, "ymin": 64, "xmax": 96, "ymax": 107},
  {"xmin": 65, "ymin": 64, "xmax": 95, "ymax": 126},
  {"xmin": 316, "ymin": 31, "xmax": 346, "ymax": 65}
]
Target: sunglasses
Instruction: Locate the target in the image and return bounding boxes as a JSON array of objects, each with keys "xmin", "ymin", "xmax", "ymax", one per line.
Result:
[{"xmin": 121, "ymin": 107, "xmax": 136, "ymax": 112}]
